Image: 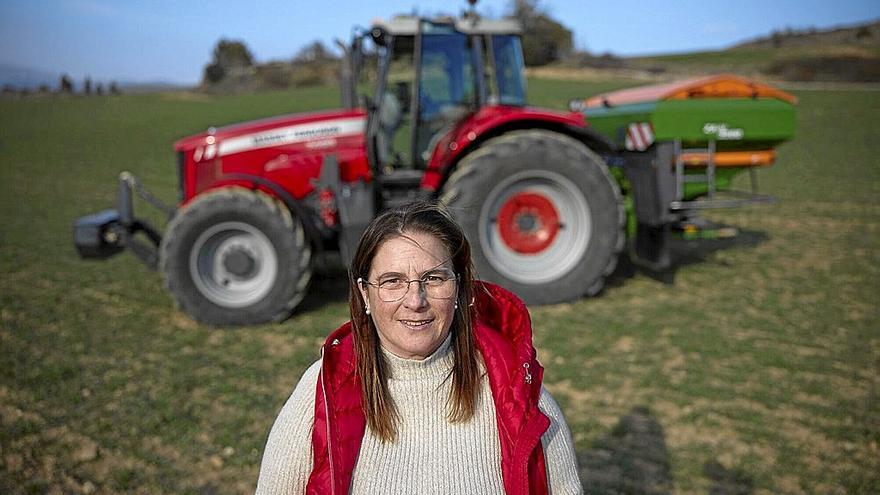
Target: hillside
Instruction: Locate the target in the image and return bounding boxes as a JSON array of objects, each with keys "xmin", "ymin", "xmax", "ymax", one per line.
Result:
[
  {"xmin": 562, "ymin": 20, "xmax": 880, "ymax": 83},
  {"xmin": 0, "ymin": 63, "xmax": 58, "ymax": 89}
]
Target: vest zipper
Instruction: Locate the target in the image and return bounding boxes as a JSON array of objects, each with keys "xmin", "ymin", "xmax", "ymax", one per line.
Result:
[{"xmin": 319, "ymin": 345, "xmax": 336, "ymax": 495}]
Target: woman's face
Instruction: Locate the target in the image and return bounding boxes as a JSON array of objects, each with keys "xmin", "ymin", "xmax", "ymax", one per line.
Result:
[{"xmin": 360, "ymin": 231, "xmax": 457, "ymax": 360}]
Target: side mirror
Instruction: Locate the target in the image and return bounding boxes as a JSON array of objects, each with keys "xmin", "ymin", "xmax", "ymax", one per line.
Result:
[{"xmin": 371, "ymin": 27, "xmax": 387, "ymax": 47}]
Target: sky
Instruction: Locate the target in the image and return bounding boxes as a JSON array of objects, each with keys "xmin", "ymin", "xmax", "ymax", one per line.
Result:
[{"xmin": 0, "ymin": 0, "xmax": 877, "ymax": 85}]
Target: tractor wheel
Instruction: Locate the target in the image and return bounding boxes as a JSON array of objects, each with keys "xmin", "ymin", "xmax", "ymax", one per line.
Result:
[
  {"xmin": 441, "ymin": 130, "xmax": 624, "ymax": 304},
  {"xmin": 159, "ymin": 187, "xmax": 312, "ymax": 326}
]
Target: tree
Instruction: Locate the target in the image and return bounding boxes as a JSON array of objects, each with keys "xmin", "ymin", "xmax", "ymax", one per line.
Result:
[
  {"xmin": 84, "ymin": 77, "xmax": 92, "ymax": 95},
  {"xmin": 771, "ymin": 31, "xmax": 783, "ymax": 47},
  {"xmin": 293, "ymin": 40, "xmax": 334, "ymax": 64},
  {"xmin": 59, "ymin": 74, "xmax": 74, "ymax": 93},
  {"xmin": 203, "ymin": 39, "xmax": 255, "ymax": 85},
  {"xmin": 508, "ymin": 0, "xmax": 573, "ymax": 66}
]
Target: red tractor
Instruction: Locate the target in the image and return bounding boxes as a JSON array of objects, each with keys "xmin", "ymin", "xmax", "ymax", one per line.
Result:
[
  {"xmin": 74, "ymin": 14, "xmax": 792, "ymax": 325},
  {"xmin": 74, "ymin": 15, "xmax": 624, "ymax": 325}
]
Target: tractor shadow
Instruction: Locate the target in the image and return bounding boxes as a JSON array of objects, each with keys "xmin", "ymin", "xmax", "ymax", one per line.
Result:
[
  {"xmin": 577, "ymin": 406, "xmax": 755, "ymax": 494},
  {"xmin": 295, "ymin": 224, "xmax": 770, "ymax": 312},
  {"xmin": 608, "ymin": 226, "xmax": 769, "ymax": 288},
  {"xmin": 295, "ymin": 254, "xmax": 351, "ymax": 313}
]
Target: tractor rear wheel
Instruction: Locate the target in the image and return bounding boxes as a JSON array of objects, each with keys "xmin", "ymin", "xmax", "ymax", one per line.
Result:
[
  {"xmin": 441, "ymin": 130, "xmax": 623, "ymax": 304},
  {"xmin": 159, "ymin": 187, "xmax": 312, "ymax": 326}
]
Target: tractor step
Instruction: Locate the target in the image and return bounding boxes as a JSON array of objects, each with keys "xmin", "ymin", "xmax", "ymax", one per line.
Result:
[{"xmin": 380, "ymin": 170, "xmax": 428, "ymax": 210}]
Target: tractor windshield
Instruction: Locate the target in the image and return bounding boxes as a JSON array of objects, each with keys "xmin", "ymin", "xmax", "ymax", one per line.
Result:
[
  {"xmin": 418, "ymin": 28, "xmax": 478, "ymax": 118},
  {"xmin": 490, "ymin": 35, "xmax": 526, "ymax": 106},
  {"xmin": 414, "ymin": 23, "xmax": 479, "ymax": 165}
]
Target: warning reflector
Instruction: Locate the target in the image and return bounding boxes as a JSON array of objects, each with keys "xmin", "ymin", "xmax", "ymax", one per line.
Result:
[{"xmin": 624, "ymin": 122, "xmax": 654, "ymax": 151}]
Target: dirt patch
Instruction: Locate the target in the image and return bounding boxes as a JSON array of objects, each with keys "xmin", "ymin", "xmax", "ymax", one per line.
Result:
[
  {"xmin": 166, "ymin": 311, "xmax": 199, "ymax": 331},
  {"xmin": 535, "ymin": 302, "xmax": 575, "ymax": 316},
  {"xmin": 611, "ymin": 336, "xmax": 636, "ymax": 353},
  {"xmin": 1, "ymin": 401, "xmax": 155, "ymax": 494},
  {"xmin": 545, "ymin": 379, "xmax": 592, "ymax": 405}
]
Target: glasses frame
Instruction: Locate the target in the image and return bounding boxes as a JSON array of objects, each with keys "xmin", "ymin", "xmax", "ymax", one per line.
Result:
[{"xmin": 358, "ymin": 272, "xmax": 459, "ymax": 303}]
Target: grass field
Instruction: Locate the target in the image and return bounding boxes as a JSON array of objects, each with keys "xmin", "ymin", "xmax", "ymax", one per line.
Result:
[{"xmin": 1, "ymin": 79, "xmax": 878, "ymax": 494}]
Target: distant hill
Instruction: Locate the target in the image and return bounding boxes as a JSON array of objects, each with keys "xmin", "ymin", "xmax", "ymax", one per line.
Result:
[
  {"xmin": 0, "ymin": 63, "xmax": 190, "ymax": 93},
  {"xmin": 0, "ymin": 64, "xmax": 58, "ymax": 90},
  {"xmin": 559, "ymin": 19, "xmax": 880, "ymax": 83},
  {"xmin": 734, "ymin": 20, "xmax": 880, "ymax": 49}
]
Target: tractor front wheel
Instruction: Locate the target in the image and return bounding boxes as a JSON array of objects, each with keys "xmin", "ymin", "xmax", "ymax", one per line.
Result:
[
  {"xmin": 441, "ymin": 130, "xmax": 623, "ymax": 304},
  {"xmin": 159, "ymin": 187, "xmax": 312, "ymax": 326}
]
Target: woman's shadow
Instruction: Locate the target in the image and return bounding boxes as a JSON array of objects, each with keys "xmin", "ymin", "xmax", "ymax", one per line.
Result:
[{"xmin": 578, "ymin": 406, "xmax": 754, "ymax": 495}]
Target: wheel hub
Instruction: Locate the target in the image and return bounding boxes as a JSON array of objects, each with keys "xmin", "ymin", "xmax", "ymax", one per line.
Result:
[
  {"xmin": 497, "ymin": 192, "xmax": 560, "ymax": 254},
  {"xmin": 516, "ymin": 214, "xmax": 537, "ymax": 232},
  {"xmin": 222, "ymin": 247, "xmax": 256, "ymax": 278},
  {"xmin": 189, "ymin": 221, "xmax": 279, "ymax": 308}
]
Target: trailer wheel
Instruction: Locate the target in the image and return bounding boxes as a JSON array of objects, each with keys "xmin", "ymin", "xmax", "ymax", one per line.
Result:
[
  {"xmin": 441, "ymin": 130, "xmax": 624, "ymax": 304},
  {"xmin": 159, "ymin": 187, "xmax": 312, "ymax": 326}
]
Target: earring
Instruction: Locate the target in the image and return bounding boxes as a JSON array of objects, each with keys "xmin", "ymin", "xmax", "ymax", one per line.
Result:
[
  {"xmin": 454, "ymin": 302, "xmax": 458, "ymax": 310},
  {"xmin": 365, "ymin": 306, "xmax": 371, "ymax": 315}
]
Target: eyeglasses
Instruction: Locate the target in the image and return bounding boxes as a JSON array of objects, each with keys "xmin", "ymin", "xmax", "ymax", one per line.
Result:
[{"xmin": 358, "ymin": 271, "xmax": 458, "ymax": 302}]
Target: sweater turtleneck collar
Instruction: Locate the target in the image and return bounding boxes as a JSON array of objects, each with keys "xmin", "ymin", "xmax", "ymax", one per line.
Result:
[{"xmin": 380, "ymin": 333, "xmax": 454, "ymax": 381}]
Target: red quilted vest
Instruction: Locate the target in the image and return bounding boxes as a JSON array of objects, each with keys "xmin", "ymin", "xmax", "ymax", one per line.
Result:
[{"xmin": 305, "ymin": 282, "xmax": 550, "ymax": 495}]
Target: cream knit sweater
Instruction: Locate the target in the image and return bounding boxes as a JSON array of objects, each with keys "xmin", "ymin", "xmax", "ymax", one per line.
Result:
[{"xmin": 256, "ymin": 336, "xmax": 583, "ymax": 494}]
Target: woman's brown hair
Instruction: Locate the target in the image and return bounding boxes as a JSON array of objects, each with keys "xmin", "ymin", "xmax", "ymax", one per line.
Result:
[{"xmin": 348, "ymin": 201, "xmax": 480, "ymax": 442}]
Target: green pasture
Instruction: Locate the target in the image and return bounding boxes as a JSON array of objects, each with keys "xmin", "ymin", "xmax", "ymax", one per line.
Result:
[{"xmin": 1, "ymin": 79, "xmax": 878, "ymax": 494}]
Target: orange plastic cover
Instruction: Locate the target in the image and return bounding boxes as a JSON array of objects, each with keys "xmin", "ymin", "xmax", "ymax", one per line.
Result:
[
  {"xmin": 680, "ymin": 149, "xmax": 776, "ymax": 168},
  {"xmin": 583, "ymin": 74, "xmax": 797, "ymax": 108}
]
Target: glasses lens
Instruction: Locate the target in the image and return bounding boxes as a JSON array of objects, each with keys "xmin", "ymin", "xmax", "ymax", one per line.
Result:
[
  {"xmin": 374, "ymin": 274, "xmax": 457, "ymax": 302},
  {"xmin": 378, "ymin": 286, "xmax": 407, "ymax": 302},
  {"xmin": 425, "ymin": 277, "xmax": 456, "ymax": 299}
]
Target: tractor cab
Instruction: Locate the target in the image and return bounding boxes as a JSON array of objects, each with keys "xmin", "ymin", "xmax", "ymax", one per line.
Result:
[{"xmin": 342, "ymin": 15, "xmax": 525, "ymax": 185}]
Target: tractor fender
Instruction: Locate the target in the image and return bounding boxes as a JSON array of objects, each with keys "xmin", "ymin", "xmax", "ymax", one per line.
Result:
[
  {"xmin": 421, "ymin": 107, "xmax": 613, "ymax": 191},
  {"xmin": 192, "ymin": 174, "xmax": 324, "ymax": 251}
]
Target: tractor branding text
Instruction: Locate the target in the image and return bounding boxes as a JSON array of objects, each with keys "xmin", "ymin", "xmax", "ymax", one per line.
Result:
[
  {"xmin": 702, "ymin": 122, "xmax": 744, "ymax": 140},
  {"xmin": 217, "ymin": 117, "xmax": 365, "ymax": 157}
]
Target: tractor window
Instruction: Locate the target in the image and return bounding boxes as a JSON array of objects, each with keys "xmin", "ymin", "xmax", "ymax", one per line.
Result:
[
  {"xmin": 414, "ymin": 29, "xmax": 477, "ymax": 166},
  {"xmin": 492, "ymin": 35, "xmax": 526, "ymax": 106},
  {"xmin": 379, "ymin": 36, "xmax": 415, "ymax": 168},
  {"xmin": 418, "ymin": 33, "xmax": 477, "ymax": 118},
  {"xmin": 356, "ymin": 36, "xmax": 380, "ymax": 103}
]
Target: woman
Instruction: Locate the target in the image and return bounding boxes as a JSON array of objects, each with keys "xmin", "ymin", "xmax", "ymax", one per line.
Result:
[{"xmin": 256, "ymin": 202, "xmax": 582, "ymax": 494}]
